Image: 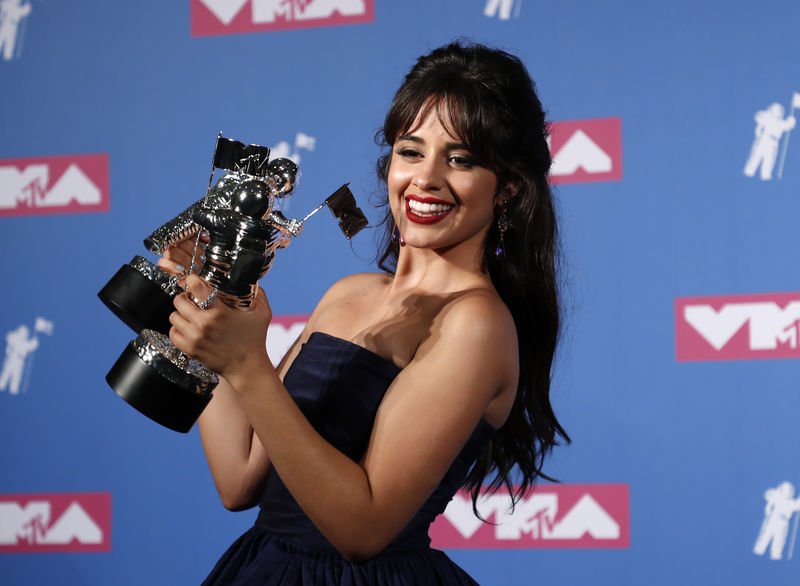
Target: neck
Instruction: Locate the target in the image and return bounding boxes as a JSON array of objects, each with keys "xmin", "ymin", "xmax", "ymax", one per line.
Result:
[{"xmin": 389, "ymin": 240, "xmax": 491, "ymax": 294}]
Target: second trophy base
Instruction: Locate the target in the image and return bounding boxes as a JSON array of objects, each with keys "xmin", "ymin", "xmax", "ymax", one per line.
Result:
[
  {"xmin": 106, "ymin": 342, "xmax": 212, "ymax": 433},
  {"xmin": 98, "ymin": 262, "xmax": 175, "ymax": 335}
]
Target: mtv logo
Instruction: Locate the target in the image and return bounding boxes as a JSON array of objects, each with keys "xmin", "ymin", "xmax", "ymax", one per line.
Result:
[
  {"xmin": 676, "ymin": 292, "xmax": 800, "ymax": 361},
  {"xmin": 267, "ymin": 314, "xmax": 309, "ymax": 365},
  {"xmin": 0, "ymin": 154, "xmax": 110, "ymax": 218},
  {"xmin": 0, "ymin": 492, "xmax": 111, "ymax": 553},
  {"xmin": 430, "ymin": 483, "xmax": 629, "ymax": 549},
  {"xmin": 191, "ymin": 0, "xmax": 375, "ymax": 37},
  {"xmin": 548, "ymin": 117, "xmax": 623, "ymax": 184}
]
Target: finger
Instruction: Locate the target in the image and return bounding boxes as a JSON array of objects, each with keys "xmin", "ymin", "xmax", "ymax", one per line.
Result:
[
  {"xmin": 173, "ymin": 288, "xmax": 204, "ymax": 315},
  {"xmin": 163, "ymin": 247, "xmax": 197, "ymax": 272},
  {"xmin": 168, "ymin": 308, "xmax": 207, "ymax": 356},
  {"xmin": 168, "ymin": 307, "xmax": 193, "ymax": 329},
  {"xmin": 157, "ymin": 257, "xmax": 186, "ymax": 276},
  {"xmin": 184, "ymin": 275, "xmax": 214, "ymax": 299},
  {"xmin": 176, "ymin": 236, "xmax": 207, "ymax": 259},
  {"xmin": 177, "ymin": 275, "xmax": 219, "ymax": 313},
  {"xmin": 168, "ymin": 324, "xmax": 194, "ymax": 357}
]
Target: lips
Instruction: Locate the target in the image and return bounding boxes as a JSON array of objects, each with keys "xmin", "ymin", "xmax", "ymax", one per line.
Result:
[{"xmin": 405, "ymin": 195, "xmax": 454, "ymax": 224}]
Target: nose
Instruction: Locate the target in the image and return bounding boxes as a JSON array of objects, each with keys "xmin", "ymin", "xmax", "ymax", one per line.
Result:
[{"xmin": 413, "ymin": 157, "xmax": 445, "ymax": 191}]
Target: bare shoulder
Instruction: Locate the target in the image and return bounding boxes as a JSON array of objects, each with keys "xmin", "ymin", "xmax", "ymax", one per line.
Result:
[
  {"xmin": 415, "ymin": 287, "xmax": 519, "ymax": 399},
  {"xmin": 436, "ymin": 288, "xmax": 518, "ymax": 353},
  {"xmin": 305, "ymin": 272, "xmax": 391, "ymax": 329},
  {"xmin": 389, "ymin": 287, "xmax": 519, "ymax": 429},
  {"xmin": 323, "ymin": 272, "xmax": 390, "ymax": 301},
  {"xmin": 314, "ymin": 272, "xmax": 390, "ymax": 311}
]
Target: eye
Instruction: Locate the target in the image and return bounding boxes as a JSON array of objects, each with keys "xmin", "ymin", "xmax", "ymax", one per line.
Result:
[
  {"xmin": 396, "ymin": 147, "xmax": 421, "ymax": 160},
  {"xmin": 450, "ymin": 155, "xmax": 476, "ymax": 169}
]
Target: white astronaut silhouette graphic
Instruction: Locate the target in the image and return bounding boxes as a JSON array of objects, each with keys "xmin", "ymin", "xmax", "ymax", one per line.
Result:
[
  {"xmin": 0, "ymin": 0, "xmax": 31, "ymax": 61},
  {"xmin": 484, "ymin": 0, "xmax": 522, "ymax": 20},
  {"xmin": 754, "ymin": 481, "xmax": 800, "ymax": 560},
  {"xmin": 744, "ymin": 96, "xmax": 800, "ymax": 181},
  {"xmin": 0, "ymin": 318, "xmax": 52, "ymax": 395},
  {"xmin": 270, "ymin": 132, "xmax": 316, "ymax": 164}
]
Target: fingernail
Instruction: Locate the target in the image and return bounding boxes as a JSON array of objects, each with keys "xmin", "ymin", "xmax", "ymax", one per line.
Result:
[
  {"xmin": 190, "ymin": 263, "xmax": 200, "ymax": 272},
  {"xmin": 176, "ymin": 264, "xmax": 185, "ymax": 273},
  {"xmin": 198, "ymin": 254, "xmax": 206, "ymax": 264},
  {"xmin": 201, "ymin": 230, "xmax": 209, "ymax": 239}
]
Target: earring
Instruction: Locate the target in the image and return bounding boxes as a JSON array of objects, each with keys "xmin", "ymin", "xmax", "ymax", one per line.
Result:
[{"xmin": 494, "ymin": 201, "xmax": 510, "ymax": 259}]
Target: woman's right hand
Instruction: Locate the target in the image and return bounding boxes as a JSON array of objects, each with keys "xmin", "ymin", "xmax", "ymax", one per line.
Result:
[{"xmin": 156, "ymin": 231, "xmax": 209, "ymax": 277}]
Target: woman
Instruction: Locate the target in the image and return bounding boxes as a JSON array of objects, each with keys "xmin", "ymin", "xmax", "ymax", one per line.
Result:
[{"xmin": 161, "ymin": 41, "xmax": 569, "ymax": 585}]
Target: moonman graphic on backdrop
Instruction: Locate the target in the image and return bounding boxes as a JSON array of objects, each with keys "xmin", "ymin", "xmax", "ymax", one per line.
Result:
[
  {"xmin": 484, "ymin": 0, "xmax": 520, "ymax": 20},
  {"xmin": 744, "ymin": 103, "xmax": 797, "ymax": 180},
  {"xmin": 0, "ymin": 0, "xmax": 31, "ymax": 61},
  {"xmin": 0, "ymin": 324, "xmax": 38, "ymax": 395},
  {"xmin": 271, "ymin": 132, "xmax": 316, "ymax": 164},
  {"xmin": 754, "ymin": 481, "xmax": 800, "ymax": 560}
]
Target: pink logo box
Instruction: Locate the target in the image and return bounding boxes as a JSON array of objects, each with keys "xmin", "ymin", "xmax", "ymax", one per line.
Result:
[
  {"xmin": 548, "ymin": 117, "xmax": 623, "ymax": 184},
  {"xmin": 0, "ymin": 492, "xmax": 111, "ymax": 553},
  {"xmin": 191, "ymin": 0, "xmax": 375, "ymax": 37},
  {"xmin": 267, "ymin": 314, "xmax": 310, "ymax": 364},
  {"xmin": 676, "ymin": 292, "xmax": 800, "ymax": 361},
  {"xmin": 430, "ymin": 483, "xmax": 629, "ymax": 549},
  {"xmin": 0, "ymin": 153, "xmax": 110, "ymax": 218}
]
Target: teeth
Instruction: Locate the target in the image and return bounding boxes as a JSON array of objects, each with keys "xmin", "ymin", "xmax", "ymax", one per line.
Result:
[{"xmin": 407, "ymin": 198, "xmax": 453, "ymax": 216}]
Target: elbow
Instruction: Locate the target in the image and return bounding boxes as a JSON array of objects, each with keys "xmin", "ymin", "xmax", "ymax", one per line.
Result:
[
  {"xmin": 217, "ymin": 484, "xmax": 261, "ymax": 512},
  {"xmin": 220, "ymin": 495, "xmax": 255, "ymax": 512},
  {"xmin": 215, "ymin": 469, "xmax": 269, "ymax": 512}
]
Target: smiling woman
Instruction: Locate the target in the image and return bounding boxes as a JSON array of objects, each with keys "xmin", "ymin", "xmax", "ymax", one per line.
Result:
[
  {"xmin": 388, "ymin": 110, "xmax": 500, "ymax": 254},
  {"xmin": 161, "ymin": 41, "xmax": 569, "ymax": 585}
]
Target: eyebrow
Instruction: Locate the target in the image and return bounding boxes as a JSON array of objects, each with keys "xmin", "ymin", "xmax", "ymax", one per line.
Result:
[{"xmin": 396, "ymin": 134, "xmax": 470, "ymax": 151}]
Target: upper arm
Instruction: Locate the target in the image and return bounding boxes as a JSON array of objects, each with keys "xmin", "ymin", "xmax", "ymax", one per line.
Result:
[{"xmin": 357, "ymin": 295, "xmax": 518, "ymax": 548}]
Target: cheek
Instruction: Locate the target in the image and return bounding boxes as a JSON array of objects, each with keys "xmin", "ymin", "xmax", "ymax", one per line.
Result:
[{"xmin": 387, "ymin": 160, "xmax": 408, "ymax": 188}]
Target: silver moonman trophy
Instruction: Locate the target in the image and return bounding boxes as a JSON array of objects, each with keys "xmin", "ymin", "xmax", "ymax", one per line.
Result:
[{"xmin": 98, "ymin": 134, "xmax": 367, "ymax": 433}]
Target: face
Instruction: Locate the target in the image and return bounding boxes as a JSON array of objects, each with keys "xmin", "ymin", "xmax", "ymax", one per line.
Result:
[{"xmin": 387, "ymin": 105, "xmax": 500, "ymax": 256}]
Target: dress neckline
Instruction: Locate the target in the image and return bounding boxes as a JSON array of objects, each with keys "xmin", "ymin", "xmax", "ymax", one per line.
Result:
[
  {"xmin": 307, "ymin": 331, "xmax": 402, "ymax": 371},
  {"xmin": 304, "ymin": 331, "xmax": 498, "ymax": 433}
]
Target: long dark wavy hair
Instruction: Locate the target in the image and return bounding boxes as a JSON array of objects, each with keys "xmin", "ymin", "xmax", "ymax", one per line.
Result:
[{"xmin": 375, "ymin": 42, "xmax": 570, "ymax": 511}]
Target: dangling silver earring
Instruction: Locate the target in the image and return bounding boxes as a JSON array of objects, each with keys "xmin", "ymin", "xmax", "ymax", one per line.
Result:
[{"xmin": 494, "ymin": 201, "xmax": 510, "ymax": 259}]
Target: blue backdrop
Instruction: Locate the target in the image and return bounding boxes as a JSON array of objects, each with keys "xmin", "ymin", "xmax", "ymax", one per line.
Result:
[{"xmin": 3, "ymin": 0, "xmax": 800, "ymax": 584}]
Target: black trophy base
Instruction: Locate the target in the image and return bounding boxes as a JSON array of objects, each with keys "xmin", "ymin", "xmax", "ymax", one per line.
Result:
[
  {"xmin": 98, "ymin": 264, "xmax": 175, "ymax": 335},
  {"xmin": 106, "ymin": 342, "xmax": 211, "ymax": 433}
]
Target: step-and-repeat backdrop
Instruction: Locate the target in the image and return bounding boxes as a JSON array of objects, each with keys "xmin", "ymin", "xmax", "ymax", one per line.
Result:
[{"xmin": 2, "ymin": 1, "xmax": 799, "ymax": 584}]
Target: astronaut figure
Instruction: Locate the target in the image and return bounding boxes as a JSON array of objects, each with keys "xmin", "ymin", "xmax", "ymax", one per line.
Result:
[
  {"xmin": 744, "ymin": 103, "xmax": 797, "ymax": 180},
  {"xmin": 484, "ymin": 0, "xmax": 518, "ymax": 20},
  {"xmin": 0, "ymin": 0, "xmax": 31, "ymax": 61},
  {"xmin": 754, "ymin": 481, "xmax": 800, "ymax": 560},
  {"xmin": 0, "ymin": 325, "xmax": 38, "ymax": 394}
]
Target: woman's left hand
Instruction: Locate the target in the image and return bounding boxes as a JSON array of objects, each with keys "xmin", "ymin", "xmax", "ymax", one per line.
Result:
[{"xmin": 169, "ymin": 275, "xmax": 273, "ymax": 380}]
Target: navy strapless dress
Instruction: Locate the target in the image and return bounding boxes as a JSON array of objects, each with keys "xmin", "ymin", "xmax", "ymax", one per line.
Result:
[{"xmin": 202, "ymin": 332, "xmax": 494, "ymax": 585}]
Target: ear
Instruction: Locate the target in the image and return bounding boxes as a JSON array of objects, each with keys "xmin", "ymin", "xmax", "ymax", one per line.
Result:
[{"xmin": 497, "ymin": 181, "xmax": 520, "ymax": 202}]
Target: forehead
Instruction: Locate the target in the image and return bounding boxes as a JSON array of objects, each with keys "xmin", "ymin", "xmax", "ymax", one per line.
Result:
[{"xmin": 403, "ymin": 99, "xmax": 464, "ymax": 142}]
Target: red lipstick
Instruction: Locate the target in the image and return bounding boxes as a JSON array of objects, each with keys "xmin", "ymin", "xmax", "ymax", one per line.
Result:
[{"xmin": 404, "ymin": 195, "xmax": 454, "ymax": 225}]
